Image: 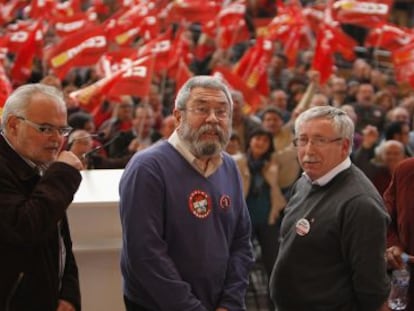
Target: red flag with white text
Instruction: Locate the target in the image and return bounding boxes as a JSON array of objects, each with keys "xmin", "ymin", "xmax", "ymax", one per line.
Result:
[{"xmin": 45, "ymin": 25, "xmax": 108, "ymax": 79}]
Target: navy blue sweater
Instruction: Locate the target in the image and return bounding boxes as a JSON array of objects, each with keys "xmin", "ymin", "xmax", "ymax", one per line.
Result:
[{"xmin": 119, "ymin": 141, "xmax": 253, "ymax": 311}]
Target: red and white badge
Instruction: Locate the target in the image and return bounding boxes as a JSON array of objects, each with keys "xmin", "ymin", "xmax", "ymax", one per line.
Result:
[
  {"xmin": 219, "ymin": 194, "xmax": 231, "ymax": 209},
  {"xmin": 188, "ymin": 190, "xmax": 212, "ymax": 219},
  {"xmin": 296, "ymin": 218, "xmax": 311, "ymax": 236}
]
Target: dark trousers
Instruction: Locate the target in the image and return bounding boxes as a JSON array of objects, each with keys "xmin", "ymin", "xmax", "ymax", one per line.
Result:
[{"xmin": 124, "ymin": 295, "xmax": 152, "ymax": 311}]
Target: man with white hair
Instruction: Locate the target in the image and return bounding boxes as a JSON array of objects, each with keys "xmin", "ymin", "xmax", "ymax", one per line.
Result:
[{"xmin": 119, "ymin": 76, "xmax": 253, "ymax": 311}]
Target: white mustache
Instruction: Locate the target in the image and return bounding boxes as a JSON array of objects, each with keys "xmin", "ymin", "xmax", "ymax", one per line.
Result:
[{"xmin": 302, "ymin": 156, "xmax": 318, "ymax": 163}]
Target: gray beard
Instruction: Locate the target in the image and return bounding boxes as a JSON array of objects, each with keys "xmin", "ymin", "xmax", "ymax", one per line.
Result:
[{"xmin": 179, "ymin": 122, "xmax": 230, "ymax": 158}]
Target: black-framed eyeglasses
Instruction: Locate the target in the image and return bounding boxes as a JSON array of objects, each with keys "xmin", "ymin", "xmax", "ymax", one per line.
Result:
[
  {"xmin": 293, "ymin": 136, "xmax": 343, "ymax": 147},
  {"xmin": 182, "ymin": 107, "xmax": 229, "ymax": 120},
  {"xmin": 16, "ymin": 116, "xmax": 72, "ymax": 137}
]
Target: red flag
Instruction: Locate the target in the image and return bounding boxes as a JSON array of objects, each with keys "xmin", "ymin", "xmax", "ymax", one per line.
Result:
[
  {"xmin": 164, "ymin": 0, "xmax": 221, "ymax": 24},
  {"xmin": 71, "ymin": 56, "xmax": 154, "ymax": 109},
  {"xmin": 95, "ymin": 48, "xmax": 138, "ymax": 77},
  {"xmin": 51, "ymin": 12, "xmax": 97, "ymax": 37},
  {"xmin": 213, "ymin": 66, "xmax": 262, "ymax": 112},
  {"xmin": 105, "ymin": 2, "xmax": 161, "ymax": 46},
  {"xmin": 0, "ymin": 64, "xmax": 12, "ymax": 111},
  {"xmin": 6, "ymin": 21, "xmax": 44, "ymax": 56},
  {"xmin": 312, "ymin": 24, "xmax": 334, "ymax": 85},
  {"xmin": 0, "ymin": 0, "xmax": 26, "ymax": 25},
  {"xmin": 233, "ymin": 38, "xmax": 272, "ymax": 96},
  {"xmin": 392, "ymin": 43, "xmax": 414, "ymax": 86},
  {"xmin": 55, "ymin": 0, "xmax": 81, "ymax": 17},
  {"xmin": 106, "ymin": 56, "xmax": 154, "ymax": 98},
  {"xmin": 332, "ymin": 0, "xmax": 393, "ymax": 28},
  {"xmin": 45, "ymin": 25, "xmax": 108, "ymax": 79},
  {"xmin": 311, "ymin": 0, "xmax": 357, "ymax": 83},
  {"xmin": 10, "ymin": 21, "xmax": 42, "ymax": 85},
  {"xmin": 168, "ymin": 57, "xmax": 193, "ymax": 92},
  {"xmin": 136, "ymin": 30, "xmax": 174, "ymax": 73},
  {"xmin": 365, "ymin": 23, "xmax": 414, "ymax": 51},
  {"xmin": 28, "ymin": 0, "xmax": 56, "ymax": 19}
]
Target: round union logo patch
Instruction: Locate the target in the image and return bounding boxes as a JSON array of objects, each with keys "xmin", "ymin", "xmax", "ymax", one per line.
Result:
[{"xmin": 188, "ymin": 190, "xmax": 212, "ymax": 219}]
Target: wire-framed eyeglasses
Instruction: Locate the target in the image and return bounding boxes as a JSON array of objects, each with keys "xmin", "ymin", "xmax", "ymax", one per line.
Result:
[
  {"xmin": 16, "ymin": 116, "xmax": 72, "ymax": 137},
  {"xmin": 183, "ymin": 107, "xmax": 229, "ymax": 120},
  {"xmin": 293, "ymin": 136, "xmax": 343, "ymax": 147}
]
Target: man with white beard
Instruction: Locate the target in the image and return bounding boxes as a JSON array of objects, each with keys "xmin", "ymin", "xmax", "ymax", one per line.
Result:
[{"xmin": 119, "ymin": 76, "xmax": 253, "ymax": 311}]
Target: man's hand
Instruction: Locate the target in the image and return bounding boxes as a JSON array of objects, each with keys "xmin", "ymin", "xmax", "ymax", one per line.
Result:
[
  {"xmin": 385, "ymin": 246, "xmax": 404, "ymax": 269},
  {"xmin": 56, "ymin": 299, "xmax": 76, "ymax": 311},
  {"xmin": 361, "ymin": 125, "xmax": 379, "ymax": 149},
  {"xmin": 57, "ymin": 151, "xmax": 84, "ymax": 170},
  {"xmin": 216, "ymin": 308, "xmax": 228, "ymax": 311}
]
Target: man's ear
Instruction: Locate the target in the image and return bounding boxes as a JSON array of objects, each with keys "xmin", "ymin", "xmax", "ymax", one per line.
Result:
[
  {"xmin": 6, "ymin": 115, "xmax": 19, "ymax": 135},
  {"xmin": 173, "ymin": 109, "xmax": 181, "ymax": 124}
]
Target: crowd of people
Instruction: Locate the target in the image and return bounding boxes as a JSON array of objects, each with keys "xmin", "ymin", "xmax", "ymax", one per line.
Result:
[{"xmin": 1, "ymin": 0, "xmax": 414, "ymax": 311}]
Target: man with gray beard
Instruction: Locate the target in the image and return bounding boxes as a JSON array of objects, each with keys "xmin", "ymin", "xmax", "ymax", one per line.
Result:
[{"xmin": 119, "ymin": 76, "xmax": 254, "ymax": 311}]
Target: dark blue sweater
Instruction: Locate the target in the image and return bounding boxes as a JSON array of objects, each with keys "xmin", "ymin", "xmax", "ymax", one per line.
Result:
[{"xmin": 119, "ymin": 141, "xmax": 253, "ymax": 311}]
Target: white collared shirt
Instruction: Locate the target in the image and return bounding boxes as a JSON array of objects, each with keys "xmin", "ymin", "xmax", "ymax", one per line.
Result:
[{"xmin": 168, "ymin": 130, "xmax": 223, "ymax": 177}]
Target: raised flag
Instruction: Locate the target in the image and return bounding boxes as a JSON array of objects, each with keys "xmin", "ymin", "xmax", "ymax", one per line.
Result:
[
  {"xmin": 51, "ymin": 12, "xmax": 97, "ymax": 37},
  {"xmin": 332, "ymin": 0, "xmax": 393, "ymax": 28},
  {"xmin": 213, "ymin": 66, "xmax": 263, "ymax": 112},
  {"xmin": 46, "ymin": 25, "xmax": 108, "ymax": 79},
  {"xmin": 10, "ymin": 21, "xmax": 42, "ymax": 85},
  {"xmin": 71, "ymin": 55, "xmax": 154, "ymax": 109},
  {"xmin": 164, "ymin": 0, "xmax": 221, "ymax": 24},
  {"xmin": 365, "ymin": 23, "xmax": 414, "ymax": 51},
  {"xmin": 312, "ymin": 24, "xmax": 334, "ymax": 85}
]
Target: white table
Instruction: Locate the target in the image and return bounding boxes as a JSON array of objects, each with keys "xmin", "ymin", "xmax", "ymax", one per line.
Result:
[{"xmin": 68, "ymin": 169, "xmax": 124, "ymax": 311}]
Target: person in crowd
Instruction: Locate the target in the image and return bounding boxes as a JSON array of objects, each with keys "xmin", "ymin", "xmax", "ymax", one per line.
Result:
[
  {"xmin": 340, "ymin": 104, "xmax": 363, "ymax": 151},
  {"xmin": 353, "ymin": 82, "xmax": 386, "ymax": 133},
  {"xmin": 225, "ymin": 132, "xmax": 242, "ymax": 156},
  {"xmin": 354, "ymin": 138, "xmax": 405, "ymax": 195},
  {"xmin": 329, "ymin": 76, "xmax": 348, "ymax": 107},
  {"xmin": 159, "ymin": 114, "xmax": 176, "ymax": 140},
  {"xmin": 108, "ymin": 104, "xmax": 161, "ymax": 158},
  {"xmin": 233, "ymin": 128, "xmax": 285, "ymax": 311},
  {"xmin": 0, "ymin": 83, "xmax": 83, "ymax": 311},
  {"xmin": 268, "ymin": 89, "xmax": 291, "ymax": 123},
  {"xmin": 387, "ymin": 106, "xmax": 411, "ymax": 125},
  {"xmin": 230, "ymin": 89, "xmax": 261, "ymax": 151},
  {"xmin": 67, "ymin": 129, "xmax": 131, "ymax": 169},
  {"xmin": 270, "ymin": 106, "xmax": 390, "ymax": 310},
  {"xmin": 260, "ymin": 107, "xmax": 300, "ymax": 195},
  {"xmin": 374, "ymin": 90, "xmax": 396, "ymax": 114},
  {"xmin": 384, "ymin": 121, "xmax": 413, "ymax": 157},
  {"xmin": 98, "ymin": 95, "xmax": 134, "ymax": 143},
  {"xmin": 119, "ymin": 76, "xmax": 254, "ymax": 311},
  {"xmin": 68, "ymin": 110, "xmax": 106, "ymax": 157},
  {"xmin": 372, "ymin": 140, "xmax": 406, "ymax": 194},
  {"xmin": 384, "ymin": 157, "xmax": 414, "ymax": 311}
]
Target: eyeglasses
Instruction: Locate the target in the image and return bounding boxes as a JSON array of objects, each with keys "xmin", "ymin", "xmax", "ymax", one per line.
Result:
[
  {"xmin": 16, "ymin": 116, "xmax": 72, "ymax": 137},
  {"xmin": 293, "ymin": 136, "xmax": 343, "ymax": 147},
  {"xmin": 183, "ymin": 107, "xmax": 229, "ymax": 120}
]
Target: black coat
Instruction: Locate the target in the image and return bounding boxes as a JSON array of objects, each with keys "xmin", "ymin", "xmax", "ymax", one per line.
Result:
[{"xmin": 0, "ymin": 135, "xmax": 82, "ymax": 311}]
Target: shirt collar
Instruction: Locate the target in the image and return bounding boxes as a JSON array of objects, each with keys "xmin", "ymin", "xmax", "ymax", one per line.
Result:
[
  {"xmin": 303, "ymin": 157, "xmax": 351, "ymax": 186},
  {"xmin": 168, "ymin": 130, "xmax": 223, "ymax": 177}
]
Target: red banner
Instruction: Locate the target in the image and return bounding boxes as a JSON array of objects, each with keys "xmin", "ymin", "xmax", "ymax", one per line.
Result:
[{"xmin": 46, "ymin": 25, "xmax": 108, "ymax": 79}]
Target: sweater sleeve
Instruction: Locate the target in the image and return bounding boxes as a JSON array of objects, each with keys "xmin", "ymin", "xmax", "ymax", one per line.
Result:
[
  {"xmin": 340, "ymin": 194, "xmax": 390, "ymax": 311},
  {"xmin": 119, "ymin": 159, "xmax": 208, "ymax": 311}
]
